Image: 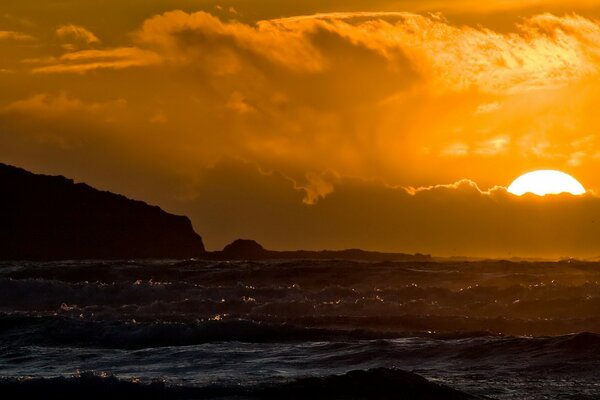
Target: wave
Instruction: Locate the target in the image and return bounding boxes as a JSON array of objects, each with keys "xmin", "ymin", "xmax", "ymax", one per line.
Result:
[
  {"xmin": 4, "ymin": 276, "xmax": 600, "ymax": 325},
  {"xmin": 0, "ymin": 368, "xmax": 482, "ymax": 399},
  {"xmin": 4, "ymin": 259, "xmax": 600, "ymax": 345},
  {"xmin": 5, "ymin": 258, "xmax": 600, "ymax": 290},
  {"xmin": 4, "ymin": 313, "xmax": 600, "ymax": 355},
  {"xmin": 0, "ymin": 314, "xmax": 462, "ymax": 348}
]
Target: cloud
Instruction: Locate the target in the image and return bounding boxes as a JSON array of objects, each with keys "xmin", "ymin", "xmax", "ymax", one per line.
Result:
[
  {"xmin": 225, "ymin": 91, "xmax": 255, "ymax": 114},
  {"xmin": 476, "ymin": 102, "xmax": 502, "ymax": 114},
  {"xmin": 129, "ymin": 11, "xmax": 600, "ymax": 94},
  {"xmin": 88, "ymin": 10, "xmax": 600, "ymax": 189},
  {"xmin": 56, "ymin": 24, "xmax": 101, "ymax": 49},
  {"xmin": 178, "ymin": 160, "xmax": 600, "ymax": 258},
  {"xmin": 31, "ymin": 47, "xmax": 161, "ymax": 74},
  {"xmin": 474, "ymin": 136, "xmax": 510, "ymax": 156},
  {"xmin": 421, "ymin": 0, "xmax": 600, "ymax": 13},
  {"xmin": 149, "ymin": 110, "xmax": 168, "ymax": 124},
  {"xmin": 296, "ymin": 170, "xmax": 341, "ymax": 205},
  {"xmin": 2, "ymin": 93, "xmax": 126, "ymax": 117},
  {"xmin": 405, "ymin": 178, "xmax": 499, "ymax": 195},
  {"xmin": 442, "ymin": 143, "xmax": 470, "ymax": 157},
  {"xmin": 25, "ymin": 11, "xmax": 600, "ymax": 97},
  {"xmin": 0, "ymin": 30, "xmax": 33, "ymax": 41},
  {"xmin": 136, "ymin": 10, "xmax": 327, "ymax": 73}
]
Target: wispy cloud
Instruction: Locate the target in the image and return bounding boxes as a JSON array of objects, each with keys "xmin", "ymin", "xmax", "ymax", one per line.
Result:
[
  {"xmin": 56, "ymin": 24, "xmax": 101, "ymax": 49},
  {"xmin": 2, "ymin": 92, "xmax": 126, "ymax": 116},
  {"xmin": 132, "ymin": 11, "xmax": 600, "ymax": 94},
  {"xmin": 0, "ymin": 30, "xmax": 33, "ymax": 41},
  {"xmin": 31, "ymin": 47, "xmax": 160, "ymax": 74}
]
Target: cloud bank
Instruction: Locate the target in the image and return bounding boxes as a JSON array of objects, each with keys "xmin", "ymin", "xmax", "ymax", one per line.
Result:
[{"xmin": 183, "ymin": 160, "xmax": 600, "ymax": 258}]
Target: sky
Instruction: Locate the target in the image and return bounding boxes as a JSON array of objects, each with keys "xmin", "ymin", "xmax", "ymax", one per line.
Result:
[{"xmin": 3, "ymin": 0, "xmax": 600, "ymax": 257}]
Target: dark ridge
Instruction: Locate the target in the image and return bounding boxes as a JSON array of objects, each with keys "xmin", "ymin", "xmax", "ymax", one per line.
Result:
[
  {"xmin": 211, "ymin": 239, "xmax": 431, "ymax": 262},
  {"xmin": 0, "ymin": 368, "xmax": 484, "ymax": 399},
  {"xmin": 0, "ymin": 163, "xmax": 205, "ymax": 260}
]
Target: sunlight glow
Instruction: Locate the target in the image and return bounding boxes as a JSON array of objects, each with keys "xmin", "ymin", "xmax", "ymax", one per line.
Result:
[{"xmin": 507, "ymin": 170, "xmax": 586, "ymax": 196}]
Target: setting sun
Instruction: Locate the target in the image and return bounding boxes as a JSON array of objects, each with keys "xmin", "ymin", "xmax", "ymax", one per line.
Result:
[{"xmin": 507, "ymin": 170, "xmax": 586, "ymax": 196}]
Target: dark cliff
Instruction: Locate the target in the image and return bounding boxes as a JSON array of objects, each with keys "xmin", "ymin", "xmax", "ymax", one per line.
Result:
[{"xmin": 0, "ymin": 163, "xmax": 205, "ymax": 260}]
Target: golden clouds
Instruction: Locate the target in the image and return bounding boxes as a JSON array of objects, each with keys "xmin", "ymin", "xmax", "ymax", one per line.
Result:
[
  {"xmin": 136, "ymin": 10, "xmax": 326, "ymax": 73},
  {"xmin": 25, "ymin": 11, "xmax": 600, "ymax": 98},
  {"xmin": 0, "ymin": 31, "xmax": 33, "ymax": 41},
  {"xmin": 0, "ymin": 93, "xmax": 128, "ymax": 152},
  {"xmin": 7, "ymin": 11, "xmax": 600, "ymax": 182},
  {"xmin": 56, "ymin": 24, "xmax": 101, "ymax": 50},
  {"xmin": 2, "ymin": 93, "xmax": 126, "ymax": 117},
  {"xmin": 424, "ymin": 0, "xmax": 600, "ymax": 13},
  {"xmin": 31, "ymin": 47, "xmax": 161, "ymax": 74},
  {"xmin": 129, "ymin": 11, "xmax": 600, "ymax": 94},
  {"xmin": 4, "ymin": 11, "xmax": 600, "ymax": 184},
  {"xmin": 32, "ymin": 10, "xmax": 600, "ymax": 95}
]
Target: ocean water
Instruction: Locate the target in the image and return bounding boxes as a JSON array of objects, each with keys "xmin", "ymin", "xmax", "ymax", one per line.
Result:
[{"xmin": 1, "ymin": 259, "xmax": 600, "ymax": 399}]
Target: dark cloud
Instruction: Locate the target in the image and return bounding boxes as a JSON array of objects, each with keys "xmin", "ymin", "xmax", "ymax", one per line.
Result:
[{"xmin": 179, "ymin": 160, "xmax": 600, "ymax": 258}]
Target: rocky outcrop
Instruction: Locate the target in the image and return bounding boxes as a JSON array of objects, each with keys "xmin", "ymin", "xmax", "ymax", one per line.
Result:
[
  {"xmin": 0, "ymin": 163, "xmax": 205, "ymax": 260},
  {"xmin": 211, "ymin": 239, "xmax": 432, "ymax": 262},
  {"xmin": 221, "ymin": 239, "xmax": 268, "ymax": 259}
]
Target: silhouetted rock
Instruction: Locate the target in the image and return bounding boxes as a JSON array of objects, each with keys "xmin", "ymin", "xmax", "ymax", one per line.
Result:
[
  {"xmin": 0, "ymin": 163, "xmax": 205, "ymax": 260},
  {"xmin": 211, "ymin": 239, "xmax": 431, "ymax": 262},
  {"xmin": 222, "ymin": 239, "xmax": 267, "ymax": 258}
]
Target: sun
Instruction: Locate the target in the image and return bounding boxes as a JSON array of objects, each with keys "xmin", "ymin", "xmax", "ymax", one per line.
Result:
[{"xmin": 507, "ymin": 170, "xmax": 586, "ymax": 196}]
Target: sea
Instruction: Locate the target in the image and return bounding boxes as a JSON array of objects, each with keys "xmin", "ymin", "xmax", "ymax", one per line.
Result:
[{"xmin": 1, "ymin": 259, "xmax": 600, "ymax": 399}]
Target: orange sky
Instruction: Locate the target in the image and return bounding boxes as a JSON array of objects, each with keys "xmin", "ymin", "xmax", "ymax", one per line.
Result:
[{"xmin": 3, "ymin": 1, "xmax": 600, "ymax": 257}]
